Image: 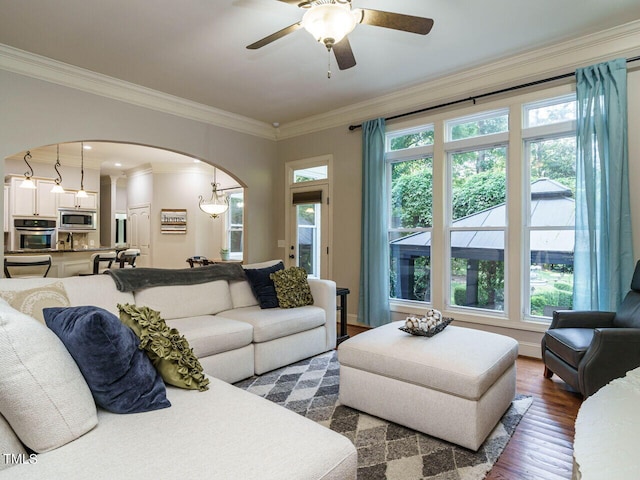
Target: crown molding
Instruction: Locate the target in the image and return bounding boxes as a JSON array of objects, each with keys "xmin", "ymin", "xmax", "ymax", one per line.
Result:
[
  {"xmin": 0, "ymin": 44, "xmax": 276, "ymax": 141},
  {"xmin": 276, "ymin": 20, "xmax": 640, "ymax": 139},
  {"xmin": 127, "ymin": 166, "xmax": 154, "ymax": 178},
  {"xmin": 2, "ymin": 19, "xmax": 639, "ymax": 143}
]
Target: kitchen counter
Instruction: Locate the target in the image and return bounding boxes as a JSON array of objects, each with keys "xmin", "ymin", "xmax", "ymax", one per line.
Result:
[
  {"xmin": 3, "ymin": 248, "xmax": 123, "ymax": 277},
  {"xmin": 5, "ymin": 247, "xmax": 119, "ymax": 254}
]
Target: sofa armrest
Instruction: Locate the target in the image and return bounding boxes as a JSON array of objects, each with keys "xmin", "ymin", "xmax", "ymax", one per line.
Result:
[
  {"xmin": 308, "ymin": 278, "xmax": 337, "ymax": 350},
  {"xmin": 550, "ymin": 310, "xmax": 616, "ymax": 329},
  {"xmin": 580, "ymin": 328, "xmax": 640, "ymax": 396}
]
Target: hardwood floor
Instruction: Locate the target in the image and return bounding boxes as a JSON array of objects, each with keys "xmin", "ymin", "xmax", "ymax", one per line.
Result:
[
  {"xmin": 487, "ymin": 356, "xmax": 582, "ymax": 480},
  {"xmin": 343, "ymin": 324, "xmax": 583, "ymax": 480}
]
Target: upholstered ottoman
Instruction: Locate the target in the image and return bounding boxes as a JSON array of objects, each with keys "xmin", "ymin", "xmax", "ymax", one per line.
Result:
[{"xmin": 338, "ymin": 321, "xmax": 518, "ymax": 450}]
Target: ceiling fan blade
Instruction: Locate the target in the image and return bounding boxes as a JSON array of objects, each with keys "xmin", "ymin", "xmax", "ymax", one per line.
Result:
[
  {"xmin": 333, "ymin": 37, "xmax": 356, "ymax": 70},
  {"xmin": 359, "ymin": 9, "xmax": 434, "ymax": 35},
  {"xmin": 246, "ymin": 22, "xmax": 303, "ymax": 49}
]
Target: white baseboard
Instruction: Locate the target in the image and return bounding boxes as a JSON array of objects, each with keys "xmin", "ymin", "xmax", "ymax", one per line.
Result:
[{"xmin": 518, "ymin": 341, "xmax": 543, "ymax": 359}]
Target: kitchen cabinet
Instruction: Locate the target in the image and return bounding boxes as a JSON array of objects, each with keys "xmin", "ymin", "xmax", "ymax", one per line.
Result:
[
  {"xmin": 3, "ymin": 185, "xmax": 8, "ymax": 232},
  {"xmin": 9, "ymin": 176, "xmax": 57, "ymax": 218},
  {"xmin": 57, "ymin": 190, "xmax": 97, "ymax": 210}
]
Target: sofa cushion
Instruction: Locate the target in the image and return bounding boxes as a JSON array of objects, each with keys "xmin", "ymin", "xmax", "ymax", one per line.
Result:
[
  {"xmin": 0, "ymin": 380, "xmax": 357, "ymax": 480},
  {"xmin": 167, "ymin": 315, "xmax": 254, "ymax": 357},
  {"xmin": 270, "ymin": 267, "xmax": 314, "ymax": 309},
  {"xmin": 118, "ymin": 304, "xmax": 210, "ymax": 392},
  {"xmin": 44, "ymin": 306, "xmax": 171, "ymax": 414},
  {"xmin": 220, "ymin": 305, "xmax": 325, "ymax": 343},
  {"xmin": 244, "ymin": 262, "xmax": 284, "ymax": 309},
  {"xmin": 133, "ymin": 280, "xmax": 232, "ymax": 320},
  {"xmin": 0, "ymin": 299, "xmax": 97, "ymax": 453},
  {"xmin": 0, "ymin": 412, "xmax": 27, "ymax": 471},
  {"xmin": 229, "ymin": 280, "xmax": 259, "ymax": 309},
  {"xmin": 0, "ymin": 281, "xmax": 70, "ymax": 324},
  {"xmin": 60, "ymin": 275, "xmax": 135, "ymax": 315}
]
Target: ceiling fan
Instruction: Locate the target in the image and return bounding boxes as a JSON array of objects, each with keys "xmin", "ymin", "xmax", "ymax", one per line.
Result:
[{"xmin": 246, "ymin": 0, "xmax": 434, "ymax": 71}]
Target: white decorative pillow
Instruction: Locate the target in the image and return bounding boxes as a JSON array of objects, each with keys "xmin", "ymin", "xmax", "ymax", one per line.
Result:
[
  {"xmin": 0, "ymin": 282, "xmax": 70, "ymax": 324},
  {"xmin": 0, "ymin": 412, "xmax": 27, "ymax": 471},
  {"xmin": 0, "ymin": 299, "xmax": 97, "ymax": 452}
]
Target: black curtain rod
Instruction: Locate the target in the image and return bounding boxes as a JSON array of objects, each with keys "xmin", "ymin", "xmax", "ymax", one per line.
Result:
[{"xmin": 348, "ymin": 55, "xmax": 640, "ymax": 131}]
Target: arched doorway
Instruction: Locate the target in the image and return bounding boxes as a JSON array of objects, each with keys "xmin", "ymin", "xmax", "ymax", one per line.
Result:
[{"xmin": 3, "ymin": 141, "xmax": 246, "ymax": 275}]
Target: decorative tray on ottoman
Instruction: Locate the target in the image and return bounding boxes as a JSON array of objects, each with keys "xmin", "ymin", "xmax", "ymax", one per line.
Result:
[{"xmin": 399, "ymin": 310, "xmax": 453, "ymax": 338}]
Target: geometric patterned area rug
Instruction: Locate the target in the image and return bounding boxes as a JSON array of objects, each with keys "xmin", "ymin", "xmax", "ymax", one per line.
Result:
[{"xmin": 235, "ymin": 351, "xmax": 532, "ymax": 480}]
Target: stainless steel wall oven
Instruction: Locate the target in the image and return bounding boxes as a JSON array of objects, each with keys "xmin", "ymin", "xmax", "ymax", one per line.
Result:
[{"xmin": 14, "ymin": 218, "xmax": 57, "ymax": 250}]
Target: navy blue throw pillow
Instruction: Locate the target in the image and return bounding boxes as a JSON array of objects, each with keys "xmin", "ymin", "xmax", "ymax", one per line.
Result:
[
  {"xmin": 44, "ymin": 306, "xmax": 171, "ymax": 414},
  {"xmin": 244, "ymin": 262, "xmax": 285, "ymax": 309}
]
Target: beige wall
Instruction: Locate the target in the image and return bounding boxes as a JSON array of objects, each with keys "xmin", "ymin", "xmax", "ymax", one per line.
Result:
[
  {"xmin": 150, "ymin": 169, "xmax": 223, "ymax": 269},
  {"xmin": 0, "ymin": 69, "xmax": 279, "ymax": 263},
  {"xmin": 276, "ymin": 125, "xmax": 361, "ymax": 311}
]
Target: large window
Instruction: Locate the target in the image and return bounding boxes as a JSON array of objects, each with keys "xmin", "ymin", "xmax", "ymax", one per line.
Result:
[
  {"xmin": 385, "ymin": 92, "xmax": 577, "ymax": 323},
  {"xmin": 446, "ymin": 109, "xmax": 508, "ymax": 312},
  {"xmin": 387, "ymin": 126, "xmax": 434, "ymax": 302},
  {"xmin": 523, "ymin": 95, "xmax": 576, "ymax": 317}
]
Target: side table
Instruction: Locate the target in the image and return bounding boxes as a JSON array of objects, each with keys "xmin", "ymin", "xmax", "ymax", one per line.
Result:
[{"xmin": 336, "ymin": 287, "xmax": 350, "ymax": 345}]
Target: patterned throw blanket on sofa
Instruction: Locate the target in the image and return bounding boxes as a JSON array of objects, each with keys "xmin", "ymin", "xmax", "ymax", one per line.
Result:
[{"xmin": 106, "ymin": 263, "xmax": 247, "ymax": 292}]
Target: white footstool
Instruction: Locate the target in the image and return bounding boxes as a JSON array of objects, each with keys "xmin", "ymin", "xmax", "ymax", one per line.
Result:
[{"xmin": 338, "ymin": 321, "xmax": 518, "ymax": 450}]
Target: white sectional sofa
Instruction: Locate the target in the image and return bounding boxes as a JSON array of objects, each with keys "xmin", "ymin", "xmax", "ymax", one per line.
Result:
[
  {"xmin": 0, "ymin": 261, "xmax": 355, "ymax": 479},
  {"xmin": 0, "ymin": 259, "xmax": 337, "ymax": 384}
]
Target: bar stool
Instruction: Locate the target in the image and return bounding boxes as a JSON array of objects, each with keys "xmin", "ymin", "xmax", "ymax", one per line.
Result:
[
  {"xmin": 78, "ymin": 251, "xmax": 117, "ymax": 276},
  {"xmin": 4, "ymin": 255, "xmax": 53, "ymax": 278},
  {"xmin": 117, "ymin": 248, "xmax": 140, "ymax": 268}
]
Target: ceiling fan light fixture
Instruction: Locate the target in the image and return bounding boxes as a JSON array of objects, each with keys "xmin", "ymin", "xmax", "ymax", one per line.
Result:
[{"xmin": 301, "ymin": 3, "xmax": 358, "ymax": 48}]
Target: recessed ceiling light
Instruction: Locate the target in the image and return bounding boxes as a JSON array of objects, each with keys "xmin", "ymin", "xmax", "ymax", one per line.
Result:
[{"xmin": 83, "ymin": 145, "xmax": 92, "ymax": 150}]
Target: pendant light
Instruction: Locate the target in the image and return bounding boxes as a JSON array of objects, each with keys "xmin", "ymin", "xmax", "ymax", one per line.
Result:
[
  {"xmin": 50, "ymin": 144, "xmax": 65, "ymax": 193},
  {"xmin": 76, "ymin": 142, "xmax": 88, "ymax": 198},
  {"xmin": 198, "ymin": 167, "xmax": 229, "ymax": 218},
  {"xmin": 19, "ymin": 151, "xmax": 36, "ymax": 189}
]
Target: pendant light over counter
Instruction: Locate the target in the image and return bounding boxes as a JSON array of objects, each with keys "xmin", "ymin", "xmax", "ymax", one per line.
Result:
[
  {"xmin": 19, "ymin": 151, "xmax": 36, "ymax": 189},
  {"xmin": 50, "ymin": 144, "xmax": 65, "ymax": 193},
  {"xmin": 76, "ymin": 142, "xmax": 88, "ymax": 198}
]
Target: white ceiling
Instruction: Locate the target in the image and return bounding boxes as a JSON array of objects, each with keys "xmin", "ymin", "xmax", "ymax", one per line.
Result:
[{"xmin": 1, "ymin": 0, "xmax": 640, "ymax": 126}]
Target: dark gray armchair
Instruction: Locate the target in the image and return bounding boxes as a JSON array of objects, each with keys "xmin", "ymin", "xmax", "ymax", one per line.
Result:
[{"xmin": 541, "ymin": 261, "xmax": 640, "ymax": 397}]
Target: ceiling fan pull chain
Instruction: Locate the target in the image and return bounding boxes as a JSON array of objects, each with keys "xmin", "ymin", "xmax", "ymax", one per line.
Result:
[{"xmin": 327, "ymin": 49, "xmax": 332, "ymax": 79}]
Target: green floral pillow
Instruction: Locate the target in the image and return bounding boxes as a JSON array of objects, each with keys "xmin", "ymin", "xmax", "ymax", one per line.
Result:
[
  {"xmin": 270, "ymin": 267, "xmax": 314, "ymax": 309},
  {"xmin": 117, "ymin": 304, "xmax": 209, "ymax": 391}
]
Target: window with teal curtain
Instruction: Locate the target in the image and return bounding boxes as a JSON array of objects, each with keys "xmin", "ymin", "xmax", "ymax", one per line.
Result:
[
  {"xmin": 574, "ymin": 58, "xmax": 634, "ymax": 310},
  {"xmin": 358, "ymin": 118, "xmax": 390, "ymax": 327}
]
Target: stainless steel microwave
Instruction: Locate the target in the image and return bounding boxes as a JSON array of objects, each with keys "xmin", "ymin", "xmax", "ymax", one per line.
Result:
[{"xmin": 58, "ymin": 209, "xmax": 97, "ymax": 231}]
